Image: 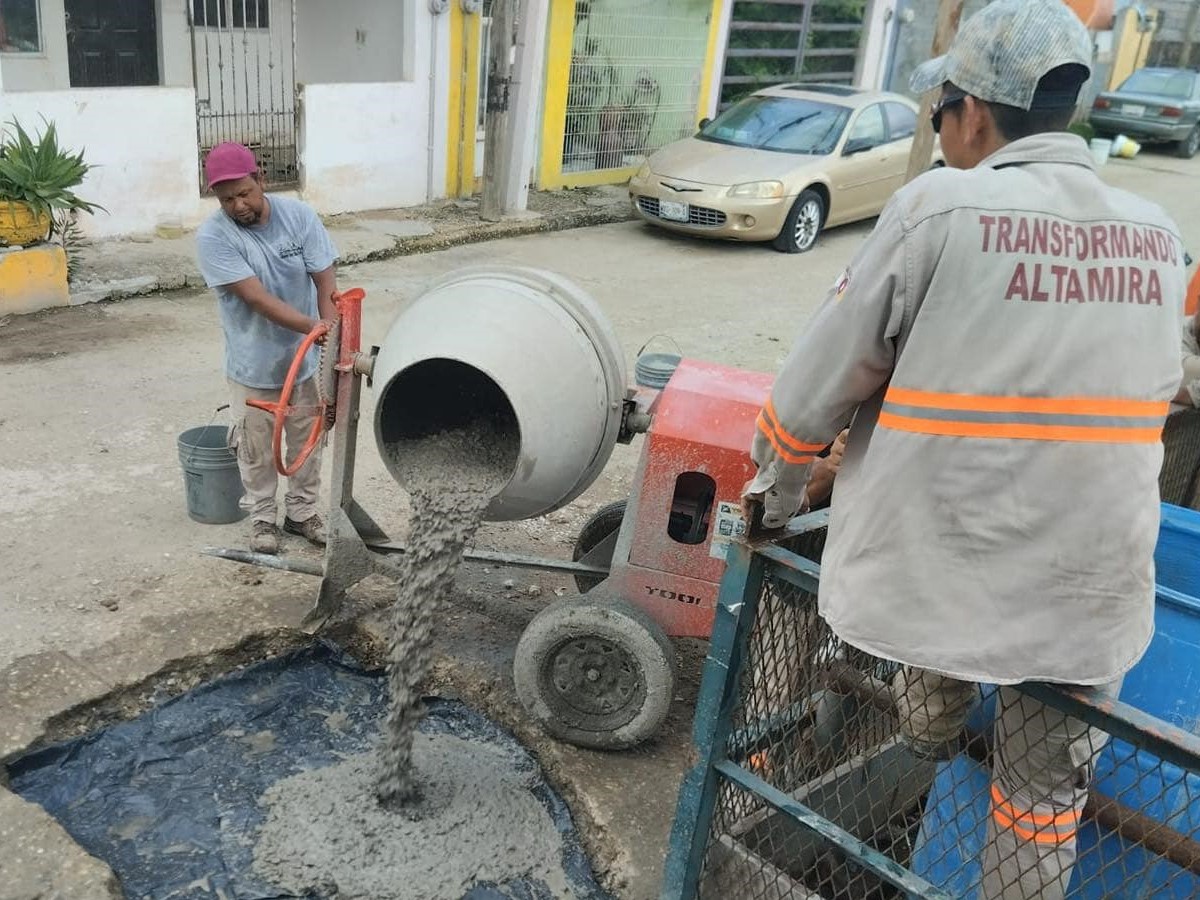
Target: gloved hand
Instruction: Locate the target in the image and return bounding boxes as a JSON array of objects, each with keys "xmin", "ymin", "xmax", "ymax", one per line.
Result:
[{"xmin": 741, "ymin": 472, "xmax": 807, "ymax": 538}]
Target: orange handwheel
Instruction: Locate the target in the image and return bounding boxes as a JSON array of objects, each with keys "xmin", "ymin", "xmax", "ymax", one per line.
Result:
[
  {"xmin": 245, "ymin": 288, "xmax": 366, "ymax": 477},
  {"xmin": 246, "ymin": 321, "xmax": 331, "ymax": 477}
]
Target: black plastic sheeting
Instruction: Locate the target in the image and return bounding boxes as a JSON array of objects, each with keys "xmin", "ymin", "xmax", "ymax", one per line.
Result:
[{"xmin": 9, "ymin": 641, "xmax": 610, "ymax": 900}]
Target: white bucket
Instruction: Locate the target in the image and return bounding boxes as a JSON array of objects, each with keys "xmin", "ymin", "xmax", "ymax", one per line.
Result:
[{"xmin": 1089, "ymin": 137, "xmax": 1113, "ymax": 167}]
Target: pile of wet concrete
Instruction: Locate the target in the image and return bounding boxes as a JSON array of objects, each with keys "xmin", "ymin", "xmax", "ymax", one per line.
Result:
[{"xmin": 9, "ymin": 642, "xmax": 609, "ymax": 900}]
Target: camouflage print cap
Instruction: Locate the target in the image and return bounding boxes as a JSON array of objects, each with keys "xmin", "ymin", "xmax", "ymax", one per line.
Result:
[{"xmin": 909, "ymin": 0, "xmax": 1093, "ymax": 111}]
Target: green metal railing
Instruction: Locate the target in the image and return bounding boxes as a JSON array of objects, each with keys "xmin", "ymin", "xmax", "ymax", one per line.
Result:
[{"xmin": 661, "ymin": 510, "xmax": 1200, "ymax": 900}]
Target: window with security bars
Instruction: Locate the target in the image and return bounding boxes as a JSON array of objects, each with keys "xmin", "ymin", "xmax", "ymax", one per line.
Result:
[
  {"xmin": 666, "ymin": 529, "xmax": 1200, "ymax": 900},
  {"xmin": 563, "ymin": 0, "xmax": 711, "ymax": 173},
  {"xmin": 193, "ymin": 0, "xmax": 268, "ymax": 29}
]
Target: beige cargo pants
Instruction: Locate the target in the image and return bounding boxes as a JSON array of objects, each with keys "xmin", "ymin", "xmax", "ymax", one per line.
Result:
[
  {"xmin": 893, "ymin": 668, "xmax": 1121, "ymax": 900},
  {"xmin": 228, "ymin": 378, "xmax": 323, "ymax": 525}
]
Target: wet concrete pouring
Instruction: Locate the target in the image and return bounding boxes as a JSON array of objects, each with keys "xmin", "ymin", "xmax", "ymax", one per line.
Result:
[
  {"xmin": 377, "ymin": 423, "xmax": 518, "ymax": 807},
  {"xmin": 10, "ymin": 422, "xmax": 609, "ymax": 899}
]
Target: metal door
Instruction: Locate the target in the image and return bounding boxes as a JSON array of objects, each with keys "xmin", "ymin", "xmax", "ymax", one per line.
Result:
[
  {"xmin": 65, "ymin": 0, "xmax": 159, "ymax": 87},
  {"xmin": 190, "ymin": 0, "xmax": 298, "ymax": 191}
]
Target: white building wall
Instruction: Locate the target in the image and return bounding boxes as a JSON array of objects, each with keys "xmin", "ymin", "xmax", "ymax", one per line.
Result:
[
  {"xmin": 1, "ymin": 87, "xmax": 204, "ymax": 239},
  {"xmin": 855, "ymin": 0, "xmax": 896, "ymax": 91},
  {"xmin": 295, "ymin": 0, "xmax": 406, "ymax": 85},
  {"xmin": 0, "ymin": 0, "xmax": 450, "ymax": 239},
  {"xmin": 298, "ymin": 0, "xmax": 448, "ymax": 212},
  {"xmin": 158, "ymin": 0, "xmax": 195, "ymax": 88}
]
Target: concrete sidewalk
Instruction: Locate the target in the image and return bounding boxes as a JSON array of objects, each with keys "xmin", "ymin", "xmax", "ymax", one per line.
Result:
[{"xmin": 67, "ymin": 186, "xmax": 634, "ymax": 306}]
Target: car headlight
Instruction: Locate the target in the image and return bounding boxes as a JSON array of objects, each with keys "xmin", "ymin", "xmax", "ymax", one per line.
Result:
[
  {"xmin": 634, "ymin": 160, "xmax": 652, "ymax": 181},
  {"xmin": 727, "ymin": 180, "xmax": 785, "ymax": 199}
]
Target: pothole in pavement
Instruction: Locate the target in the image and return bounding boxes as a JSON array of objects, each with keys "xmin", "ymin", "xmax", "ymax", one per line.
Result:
[{"xmin": 7, "ymin": 640, "xmax": 611, "ymax": 900}]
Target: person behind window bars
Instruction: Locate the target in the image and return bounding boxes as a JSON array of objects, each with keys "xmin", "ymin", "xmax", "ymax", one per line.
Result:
[{"xmin": 740, "ymin": 1, "xmax": 1185, "ymax": 897}]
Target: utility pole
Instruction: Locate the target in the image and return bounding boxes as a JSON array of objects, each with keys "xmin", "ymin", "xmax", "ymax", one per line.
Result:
[
  {"xmin": 480, "ymin": 0, "xmax": 515, "ymax": 221},
  {"xmin": 1180, "ymin": 0, "xmax": 1200, "ymax": 69},
  {"xmin": 504, "ymin": 0, "xmax": 549, "ymax": 213},
  {"xmin": 904, "ymin": 0, "xmax": 965, "ymax": 183}
]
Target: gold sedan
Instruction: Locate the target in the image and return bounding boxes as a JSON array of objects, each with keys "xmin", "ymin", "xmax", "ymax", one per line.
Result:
[{"xmin": 628, "ymin": 84, "xmax": 941, "ymax": 253}]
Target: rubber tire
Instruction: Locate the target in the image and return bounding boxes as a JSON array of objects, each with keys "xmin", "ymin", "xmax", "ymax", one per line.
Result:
[
  {"xmin": 513, "ymin": 595, "xmax": 676, "ymax": 750},
  {"xmin": 1177, "ymin": 125, "xmax": 1200, "ymax": 159},
  {"xmin": 773, "ymin": 189, "xmax": 826, "ymax": 254},
  {"xmin": 572, "ymin": 500, "xmax": 627, "ymax": 593}
]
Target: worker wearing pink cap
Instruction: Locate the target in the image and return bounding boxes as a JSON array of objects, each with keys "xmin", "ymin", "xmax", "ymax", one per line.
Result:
[{"xmin": 196, "ymin": 142, "xmax": 338, "ymax": 555}]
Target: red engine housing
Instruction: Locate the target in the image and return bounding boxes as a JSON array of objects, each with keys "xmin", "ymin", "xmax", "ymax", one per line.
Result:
[{"xmin": 606, "ymin": 358, "xmax": 774, "ymax": 639}]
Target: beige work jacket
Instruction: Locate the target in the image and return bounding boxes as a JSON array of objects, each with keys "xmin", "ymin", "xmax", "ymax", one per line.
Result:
[{"xmin": 750, "ymin": 133, "xmax": 1185, "ymax": 685}]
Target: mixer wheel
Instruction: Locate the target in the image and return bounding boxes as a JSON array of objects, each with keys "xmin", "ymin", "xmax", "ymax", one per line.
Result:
[
  {"xmin": 572, "ymin": 500, "xmax": 627, "ymax": 592},
  {"xmin": 514, "ymin": 594, "xmax": 675, "ymax": 750}
]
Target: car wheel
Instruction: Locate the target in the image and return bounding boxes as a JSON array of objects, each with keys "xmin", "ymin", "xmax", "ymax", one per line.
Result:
[
  {"xmin": 1177, "ymin": 125, "xmax": 1200, "ymax": 159},
  {"xmin": 773, "ymin": 189, "xmax": 825, "ymax": 254}
]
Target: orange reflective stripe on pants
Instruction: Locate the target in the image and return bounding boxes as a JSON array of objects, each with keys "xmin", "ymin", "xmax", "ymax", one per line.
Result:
[{"xmin": 991, "ymin": 784, "xmax": 1080, "ymax": 845}]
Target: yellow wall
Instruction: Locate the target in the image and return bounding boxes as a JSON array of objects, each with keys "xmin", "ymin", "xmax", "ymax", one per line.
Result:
[
  {"xmin": 1109, "ymin": 8, "xmax": 1158, "ymax": 90},
  {"xmin": 0, "ymin": 245, "xmax": 69, "ymax": 317},
  {"xmin": 446, "ymin": 1, "xmax": 483, "ymax": 198},
  {"xmin": 537, "ymin": 0, "xmax": 577, "ymax": 191}
]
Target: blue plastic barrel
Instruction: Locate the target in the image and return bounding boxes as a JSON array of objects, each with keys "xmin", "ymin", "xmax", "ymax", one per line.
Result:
[{"xmin": 911, "ymin": 503, "xmax": 1200, "ymax": 899}]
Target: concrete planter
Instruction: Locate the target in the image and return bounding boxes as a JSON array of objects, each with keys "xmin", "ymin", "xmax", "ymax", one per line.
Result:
[{"xmin": 0, "ymin": 201, "xmax": 51, "ymax": 246}]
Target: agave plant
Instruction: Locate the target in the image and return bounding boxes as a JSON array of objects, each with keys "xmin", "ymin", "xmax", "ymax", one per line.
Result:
[{"xmin": 0, "ymin": 118, "xmax": 105, "ymax": 235}]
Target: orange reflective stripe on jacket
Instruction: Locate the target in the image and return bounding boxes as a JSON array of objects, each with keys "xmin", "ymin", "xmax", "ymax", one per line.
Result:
[
  {"xmin": 880, "ymin": 387, "xmax": 1168, "ymax": 445},
  {"xmin": 756, "ymin": 400, "xmax": 825, "ymax": 465},
  {"xmin": 991, "ymin": 784, "xmax": 1080, "ymax": 845}
]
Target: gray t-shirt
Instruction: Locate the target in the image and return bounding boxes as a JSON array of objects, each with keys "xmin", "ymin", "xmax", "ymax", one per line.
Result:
[{"xmin": 197, "ymin": 196, "xmax": 338, "ymax": 389}]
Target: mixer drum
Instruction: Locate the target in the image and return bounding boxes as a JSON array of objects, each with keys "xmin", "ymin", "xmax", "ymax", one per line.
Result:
[{"xmin": 372, "ymin": 266, "xmax": 628, "ymax": 521}]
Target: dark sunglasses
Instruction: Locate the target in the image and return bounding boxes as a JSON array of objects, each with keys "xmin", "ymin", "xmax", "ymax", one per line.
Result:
[{"xmin": 931, "ymin": 92, "xmax": 967, "ymax": 134}]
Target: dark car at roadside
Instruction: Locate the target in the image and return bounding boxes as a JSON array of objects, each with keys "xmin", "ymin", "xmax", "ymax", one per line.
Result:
[{"xmin": 1090, "ymin": 67, "xmax": 1200, "ymax": 158}]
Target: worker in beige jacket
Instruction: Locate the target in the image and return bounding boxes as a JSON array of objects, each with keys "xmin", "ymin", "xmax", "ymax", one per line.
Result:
[{"xmin": 742, "ymin": 1, "xmax": 1184, "ymax": 897}]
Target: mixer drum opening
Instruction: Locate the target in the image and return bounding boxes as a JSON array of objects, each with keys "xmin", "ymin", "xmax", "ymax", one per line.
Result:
[
  {"xmin": 377, "ymin": 358, "xmax": 521, "ymax": 489},
  {"xmin": 369, "ymin": 266, "xmax": 629, "ymax": 521}
]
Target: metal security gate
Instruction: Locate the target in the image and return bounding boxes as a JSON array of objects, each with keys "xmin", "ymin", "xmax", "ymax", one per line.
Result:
[
  {"xmin": 662, "ymin": 514, "xmax": 1200, "ymax": 900},
  {"xmin": 720, "ymin": 0, "xmax": 866, "ymax": 110},
  {"xmin": 561, "ymin": 0, "xmax": 712, "ymax": 174},
  {"xmin": 190, "ymin": 0, "xmax": 298, "ymax": 190}
]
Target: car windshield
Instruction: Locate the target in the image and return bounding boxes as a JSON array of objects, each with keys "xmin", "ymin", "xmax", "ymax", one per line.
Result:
[
  {"xmin": 1118, "ymin": 70, "xmax": 1196, "ymax": 99},
  {"xmin": 698, "ymin": 95, "xmax": 850, "ymax": 155}
]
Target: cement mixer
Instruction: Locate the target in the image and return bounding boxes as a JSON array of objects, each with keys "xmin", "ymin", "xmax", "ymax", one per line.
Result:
[{"xmin": 206, "ymin": 266, "xmax": 809, "ymax": 750}]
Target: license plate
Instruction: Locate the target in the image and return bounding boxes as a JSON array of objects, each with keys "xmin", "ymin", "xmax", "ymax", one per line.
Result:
[
  {"xmin": 1124, "ymin": 104, "xmax": 1146, "ymax": 117},
  {"xmin": 659, "ymin": 200, "xmax": 689, "ymax": 222}
]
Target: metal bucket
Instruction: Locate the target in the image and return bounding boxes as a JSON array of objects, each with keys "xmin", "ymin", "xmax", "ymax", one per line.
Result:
[
  {"xmin": 372, "ymin": 266, "xmax": 628, "ymax": 522},
  {"xmin": 177, "ymin": 425, "xmax": 247, "ymax": 525}
]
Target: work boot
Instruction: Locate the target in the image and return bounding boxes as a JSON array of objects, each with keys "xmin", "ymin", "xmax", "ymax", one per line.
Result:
[
  {"xmin": 284, "ymin": 514, "xmax": 326, "ymax": 546},
  {"xmin": 250, "ymin": 520, "xmax": 280, "ymax": 555}
]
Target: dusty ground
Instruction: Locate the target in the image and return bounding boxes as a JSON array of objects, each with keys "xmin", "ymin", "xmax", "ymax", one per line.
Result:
[{"xmin": 2, "ymin": 149, "xmax": 1199, "ymax": 900}]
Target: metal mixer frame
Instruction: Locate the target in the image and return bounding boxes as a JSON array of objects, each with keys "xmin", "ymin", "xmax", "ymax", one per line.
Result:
[{"xmin": 204, "ymin": 287, "xmax": 614, "ymax": 632}]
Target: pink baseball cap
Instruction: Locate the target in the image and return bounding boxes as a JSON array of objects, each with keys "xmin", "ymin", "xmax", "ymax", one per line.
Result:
[{"xmin": 204, "ymin": 142, "xmax": 258, "ymax": 189}]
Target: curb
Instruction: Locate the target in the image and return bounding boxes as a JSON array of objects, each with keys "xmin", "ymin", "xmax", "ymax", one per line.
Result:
[{"xmin": 69, "ymin": 204, "xmax": 636, "ymax": 307}]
